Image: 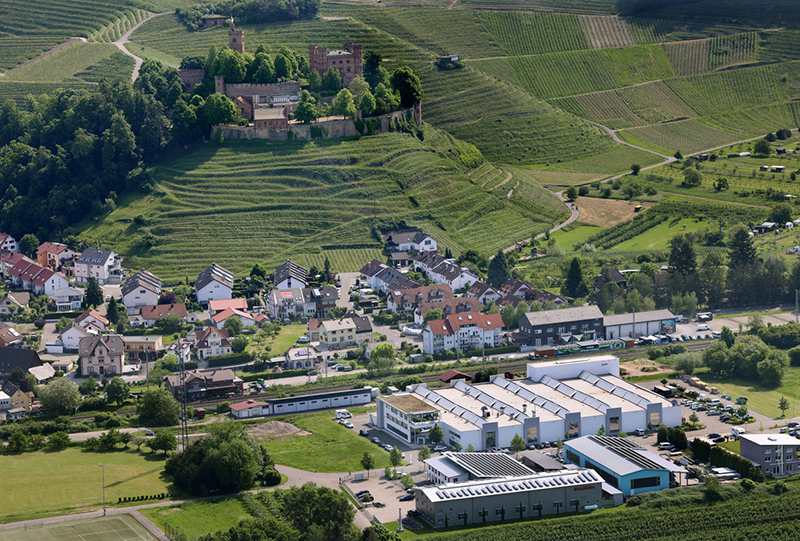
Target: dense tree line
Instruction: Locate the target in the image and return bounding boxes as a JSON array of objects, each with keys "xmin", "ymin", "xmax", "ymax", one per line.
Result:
[{"xmin": 177, "ymin": 0, "xmax": 320, "ymax": 31}]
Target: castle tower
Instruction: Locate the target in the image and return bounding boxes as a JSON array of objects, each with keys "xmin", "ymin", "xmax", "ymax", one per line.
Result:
[{"xmin": 228, "ymin": 17, "xmax": 244, "ymax": 54}]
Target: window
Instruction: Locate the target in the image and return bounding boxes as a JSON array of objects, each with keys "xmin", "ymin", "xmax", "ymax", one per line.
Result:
[
  {"xmin": 495, "ymin": 508, "xmax": 504, "ymax": 516},
  {"xmin": 516, "ymin": 505, "xmax": 526, "ymax": 514},
  {"xmin": 570, "ymin": 325, "xmax": 577, "ymax": 330},
  {"xmin": 765, "ymin": 456, "xmax": 771, "ymax": 462},
  {"xmin": 569, "ymin": 499, "xmax": 579, "ymax": 508},
  {"xmin": 649, "ymin": 411, "xmax": 660, "ymax": 427},
  {"xmin": 568, "ymin": 421, "xmax": 579, "ymax": 437},
  {"xmin": 535, "ymin": 329, "xmax": 542, "ymax": 334},
  {"xmin": 566, "ymin": 449, "xmax": 581, "ymax": 464},
  {"xmin": 557, "ymin": 327, "xmax": 565, "ymax": 334},
  {"xmin": 457, "ymin": 512, "xmax": 466, "ymax": 520},
  {"xmin": 765, "ymin": 448, "xmax": 772, "ymax": 454},
  {"xmin": 632, "ymin": 477, "xmax": 660, "ymax": 489},
  {"xmin": 527, "ymin": 426, "xmax": 538, "ymax": 442},
  {"xmin": 609, "ymin": 416, "xmax": 620, "ymax": 434}
]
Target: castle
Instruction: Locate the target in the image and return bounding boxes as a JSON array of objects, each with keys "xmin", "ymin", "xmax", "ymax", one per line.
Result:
[
  {"xmin": 308, "ymin": 43, "xmax": 363, "ymax": 87},
  {"xmin": 228, "ymin": 18, "xmax": 244, "ymax": 54}
]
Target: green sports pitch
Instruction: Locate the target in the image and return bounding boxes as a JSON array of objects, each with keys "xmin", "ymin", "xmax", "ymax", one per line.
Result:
[{"xmin": 0, "ymin": 516, "xmax": 155, "ymax": 541}]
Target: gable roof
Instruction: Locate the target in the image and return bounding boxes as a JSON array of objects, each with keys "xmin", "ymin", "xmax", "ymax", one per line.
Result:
[
  {"xmin": 426, "ymin": 312, "xmax": 503, "ymax": 336},
  {"xmin": 122, "ymin": 270, "xmax": 162, "ymax": 297},
  {"xmin": 417, "ymin": 297, "xmax": 479, "ymax": 318},
  {"xmin": 303, "ymin": 286, "xmax": 338, "ymax": 304},
  {"xmin": 195, "ymin": 327, "xmax": 231, "ymax": 347},
  {"xmin": 414, "ymin": 252, "xmax": 477, "ymax": 283},
  {"xmin": 275, "ymin": 260, "xmax": 307, "ymax": 286},
  {"xmin": 75, "ymin": 309, "xmax": 109, "ymax": 327},
  {"xmin": 62, "ymin": 323, "xmax": 92, "ymax": 338},
  {"xmin": 359, "ymin": 260, "xmax": 421, "ymax": 290},
  {"xmin": 78, "ymin": 335, "xmax": 124, "ymax": 356},
  {"xmin": 0, "ymin": 291, "xmax": 29, "ymax": 308},
  {"xmin": 466, "ymin": 281, "xmax": 499, "ymax": 299},
  {"xmin": 386, "ymin": 228, "xmax": 431, "ymax": 246},
  {"xmin": 0, "ymin": 327, "xmax": 22, "ymax": 345},
  {"xmin": 196, "ymin": 263, "xmax": 234, "ymax": 291},
  {"xmin": 0, "ymin": 346, "xmax": 42, "ymax": 373},
  {"xmin": 140, "ymin": 303, "xmax": 189, "ymax": 320},
  {"xmin": 76, "ymin": 248, "xmax": 114, "ymax": 265},
  {"xmin": 345, "ymin": 312, "xmax": 372, "ymax": 333},
  {"xmin": 211, "ymin": 307, "xmax": 255, "ymax": 324},
  {"xmin": 36, "ymin": 242, "xmax": 72, "ymax": 256},
  {"xmin": 439, "ymin": 369, "xmax": 471, "ymax": 383},
  {"xmin": 390, "ymin": 284, "xmax": 454, "ymax": 305},
  {"xmin": 209, "ymin": 298, "xmax": 248, "ymax": 313}
]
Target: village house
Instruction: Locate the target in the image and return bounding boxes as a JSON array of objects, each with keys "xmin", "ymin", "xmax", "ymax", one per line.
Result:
[
  {"xmin": 0, "ymin": 251, "xmax": 27, "ymax": 274},
  {"xmin": 414, "ymin": 297, "xmax": 481, "ymax": 325},
  {"xmin": 139, "ymin": 303, "xmax": 190, "ymax": 328},
  {"xmin": 387, "ymin": 284, "xmax": 454, "ymax": 314},
  {"xmin": 47, "ymin": 322, "xmax": 94, "ymax": 354},
  {"xmin": 196, "ymin": 263, "xmax": 234, "ymax": 305},
  {"xmin": 75, "ymin": 248, "xmax": 122, "ymax": 285},
  {"xmin": 52, "ymin": 287, "xmax": 84, "ymax": 312},
  {"xmin": 309, "ymin": 42, "xmax": 363, "ymax": 87},
  {"xmin": 422, "ymin": 312, "xmax": 504, "ymax": 355},
  {"xmin": 209, "ymin": 298, "xmax": 248, "ymax": 317},
  {"xmin": 164, "ymin": 369, "xmax": 243, "ymax": 401},
  {"xmin": 359, "ymin": 259, "xmax": 420, "ymax": 293},
  {"xmin": 36, "ymin": 242, "xmax": 77, "ymax": 272},
  {"xmin": 274, "ymin": 260, "xmax": 308, "ymax": 290},
  {"xmin": 0, "ymin": 327, "xmax": 22, "ymax": 347},
  {"xmin": 347, "ymin": 312, "xmax": 373, "ymax": 346},
  {"xmin": 319, "ymin": 318, "xmax": 357, "ymax": 349},
  {"xmin": 121, "ymin": 270, "xmax": 162, "ymax": 312},
  {"xmin": 78, "ymin": 335, "xmax": 125, "ymax": 377},
  {"xmin": 465, "ymin": 281, "xmax": 501, "ymax": 305},
  {"xmin": 254, "ymin": 107, "xmax": 289, "ymax": 130},
  {"xmin": 75, "ymin": 309, "xmax": 109, "ymax": 332},
  {"xmin": 7, "ymin": 260, "xmax": 70, "ymax": 295},
  {"xmin": 385, "ymin": 228, "xmax": 437, "ymax": 253},
  {"xmin": 2, "ymin": 381, "xmax": 33, "ymax": 413},
  {"xmin": 123, "ymin": 336, "xmax": 163, "ymax": 363},
  {"xmin": 0, "ymin": 233, "xmax": 18, "ymax": 253},
  {"xmin": 0, "ymin": 346, "xmax": 43, "ymax": 377},
  {"xmin": 165, "ymin": 340, "xmax": 192, "ymax": 365},
  {"xmin": 211, "ymin": 307, "xmax": 265, "ymax": 329},
  {"xmin": 268, "ymin": 288, "xmax": 316, "ymax": 320},
  {"xmin": 0, "ymin": 291, "xmax": 29, "ymax": 315},
  {"xmin": 307, "ymin": 318, "xmax": 328, "ymax": 342},
  {"xmin": 303, "ymin": 286, "xmax": 338, "ymax": 317},
  {"xmin": 595, "ymin": 267, "xmax": 628, "ymax": 291},
  {"xmin": 195, "ymin": 327, "xmax": 232, "ymax": 360},
  {"xmin": 413, "ymin": 252, "xmax": 479, "ymax": 290},
  {"xmin": 283, "ymin": 346, "xmax": 320, "ymax": 370}
]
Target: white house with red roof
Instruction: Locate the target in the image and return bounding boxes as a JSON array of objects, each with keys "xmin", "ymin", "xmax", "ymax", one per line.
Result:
[
  {"xmin": 0, "ymin": 251, "xmax": 27, "ymax": 274},
  {"xmin": 387, "ymin": 284, "xmax": 453, "ymax": 314},
  {"xmin": 195, "ymin": 327, "xmax": 232, "ymax": 360},
  {"xmin": 208, "ymin": 298, "xmax": 248, "ymax": 317},
  {"xmin": 75, "ymin": 309, "xmax": 109, "ymax": 332},
  {"xmin": 8, "ymin": 260, "xmax": 69, "ymax": 295},
  {"xmin": 422, "ymin": 312, "xmax": 504, "ymax": 355},
  {"xmin": 0, "ymin": 234, "xmax": 17, "ymax": 253},
  {"xmin": 211, "ymin": 307, "xmax": 266, "ymax": 329},
  {"xmin": 230, "ymin": 400, "xmax": 268, "ymax": 418},
  {"xmin": 36, "ymin": 242, "xmax": 77, "ymax": 271}
]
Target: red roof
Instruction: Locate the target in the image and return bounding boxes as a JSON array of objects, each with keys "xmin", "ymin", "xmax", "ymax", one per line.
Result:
[
  {"xmin": 36, "ymin": 242, "xmax": 70, "ymax": 256},
  {"xmin": 446, "ymin": 312, "xmax": 503, "ymax": 331},
  {"xmin": 1, "ymin": 251, "xmax": 26, "ymax": 267},
  {"xmin": 209, "ymin": 298, "xmax": 248, "ymax": 313},
  {"xmin": 230, "ymin": 400, "xmax": 266, "ymax": 411},
  {"xmin": 140, "ymin": 303, "xmax": 189, "ymax": 320},
  {"xmin": 439, "ymin": 369, "xmax": 471, "ymax": 383}
]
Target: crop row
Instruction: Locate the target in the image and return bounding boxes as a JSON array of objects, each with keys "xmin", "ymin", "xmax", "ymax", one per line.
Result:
[
  {"xmin": 466, "ymin": 58, "xmax": 522, "ymax": 87},
  {"xmin": 513, "ymin": 168, "xmax": 606, "ymax": 187},
  {"xmin": 74, "ymin": 51, "xmax": 135, "ymax": 83},
  {"xmin": 708, "ymin": 31, "xmax": 758, "ymax": 70},
  {"xmin": 585, "ymin": 212, "xmax": 668, "ymax": 249},
  {"xmin": 0, "ymin": 0, "xmax": 142, "ymax": 39},
  {"xmin": 579, "ymin": 15, "xmax": 635, "ymax": 49},
  {"xmin": 299, "ymin": 249, "xmax": 385, "ymax": 273},
  {"xmin": 0, "ymin": 37, "xmax": 62, "ymax": 72},
  {"xmin": 574, "ymin": 89, "xmax": 643, "ymax": 129},
  {"xmin": 509, "ymin": 45, "xmax": 674, "ymax": 99},
  {"xmin": 0, "ymin": 80, "xmax": 96, "ymax": 106},
  {"xmin": 477, "ymin": 11, "xmax": 589, "ymax": 56},
  {"xmin": 663, "ymin": 39, "xmax": 709, "ymax": 76},
  {"xmin": 615, "ymin": 80, "xmax": 696, "ymax": 124},
  {"xmin": 90, "ymin": 8, "xmax": 148, "ymax": 43},
  {"xmin": 4, "ymin": 42, "xmax": 118, "ymax": 82},
  {"xmin": 627, "ymin": 17, "xmax": 675, "ymax": 44},
  {"xmin": 757, "ymin": 30, "xmax": 800, "ymax": 62}
]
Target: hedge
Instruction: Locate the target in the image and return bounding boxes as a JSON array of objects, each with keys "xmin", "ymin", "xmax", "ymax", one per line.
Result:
[
  {"xmin": 207, "ymin": 353, "xmax": 255, "ymax": 367},
  {"xmin": 44, "ymin": 311, "xmax": 83, "ymax": 320},
  {"xmin": 240, "ymin": 369, "xmax": 306, "ymax": 382}
]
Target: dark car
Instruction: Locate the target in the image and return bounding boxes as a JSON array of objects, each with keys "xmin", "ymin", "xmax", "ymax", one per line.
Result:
[
  {"xmin": 399, "ymin": 494, "xmax": 415, "ymax": 502},
  {"xmin": 696, "ymin": 406, "xmax": 707, "ymax": 412},
  {"xmin": 359, "ymin": 429, "xmax": 369, "ymax": 437},
  {"xmin": 713, "ymin": 436, "xmax": 727, "ymax": 443},
  {"xmin": 789, "ymin": 422, "xmax": 799, "ymax": 428},
  {"xmin": 407, "ymin": 509, "xmax": 420, "ymax": 517},
  {"xmin": 719, "ymin": 414, "xmax": 731, "ymax": 422},
  {"xmin": 373, "ymin": 502, "xmax": 386, "ymax": 508},
  {"xmin": 707, "ymin": 433, "xmax": 721, "ymax": 439}
]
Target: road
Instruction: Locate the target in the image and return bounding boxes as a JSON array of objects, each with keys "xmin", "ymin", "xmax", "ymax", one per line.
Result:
[{"xmin": 113, "ymin": 12, "xmax": 163, "ymax": 82}]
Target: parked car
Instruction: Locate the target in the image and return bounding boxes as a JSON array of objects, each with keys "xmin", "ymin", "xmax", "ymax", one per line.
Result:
[
  {"xmin": 373, "ymin": 502, "xmax": 386, "ymax": 508},
  {"xmin": 399, "ymin": 494, "xmax": 415, "ymax": 502},
  {"xmin": 343, "ymin": 421, "xmax": 354, "ymax": 429},
  {"xmin": 355, "ymin": 490, "xmax": 371, "ymax": 497},
  {"xmin": 697, "ymin": 324, "xmax": 710, "ymax": 331},
  {"xmin": 373, "ymin": 437, "xmax": 381, "ymax": 444},
  {"xmin": 407, "ymin": 509, "xmax": 420, "ymax": 517},
  {"xmin": 707, "ymin": 410, "xmax": 720, "ymax": 416},
  {"xmin": 713, "ymin": 436, "xmax": 727, "ymax": 443},
  {"xmin": 789, "ymin": 422, "xmax": 799, "ymax": 428},
  {"xmin": 433, "ymin": 445, "xmax": 448, "ymax": 452},
  {"xmin": 307, "ymin": 370, "xmax": 318, "ymax": 376},
  {"xmin": 708, "ymin": 433, "xmax": 721, "ymax": 439},
  {"xmin": 384, "ymin": 445, "xmax": 394, "ymax": 452},
  {"xmin": 711, "ymin": 332, "xmax": 720, "ymax": 339},
  {"xmin": 719, "ymin": 414, "xmax": 731, "ymax": 422},
  {"xmin": 406, "ymin": 488, "xmax": 415, "ymax": 494},
  {"xmin": 780, "ymin": 427, "xmax": 787, "ymax": 433},
  {"xmin": 697, "ymin": 406, "xmax": 708, "ymax": 412},
  {"xmin": 297, "ymin": 336, "xmax": 310, "ymax": 344},
  {"xmin": 359, "ymin": 429, "xmax": 369, "ymax": 437}
]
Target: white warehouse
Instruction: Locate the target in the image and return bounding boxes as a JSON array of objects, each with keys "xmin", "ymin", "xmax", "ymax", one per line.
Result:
[{"xmin": 376, "ymin": 355, "xmax": 681, "ymax": 451}]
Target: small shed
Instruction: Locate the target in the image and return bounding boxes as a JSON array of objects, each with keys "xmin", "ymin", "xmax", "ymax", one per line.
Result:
[
  {"xmin": 439, "ymin": 369, "xmax": 472, "ymax": 385},
  {"xmin": 772, "ymin": 165, "xmax": 786, "ymax": 173}
]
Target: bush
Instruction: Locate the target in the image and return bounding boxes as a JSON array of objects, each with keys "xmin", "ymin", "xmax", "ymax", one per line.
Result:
[
  {"xmin": 262, "ymin": 467, "xmax": 282, "ymax": 486},
  {"xmin": 207, "ymin": 353, "xmax": 255, "ymax": 367}
]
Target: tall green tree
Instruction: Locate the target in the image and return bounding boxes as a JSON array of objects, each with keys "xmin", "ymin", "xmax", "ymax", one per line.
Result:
[
  {"xmin": 323, "ymin": 67, "xmax": 341, "ymax": 91},
  {"xmin": 367, "ymin": 342, "xmax": 396, "ymax": 373},
  {"xmin": 429, "ymin": 424, "xmax": 444, "ymax": 444},
  {"xmin": 84, "ymin": 277, "xmax": 104, "ymax": 308},
  {"xmin": 728, "ymin": 226, "xmax": 757, "ymax": 269},
  {"xmin": 669, "ymin": 235, "xmax": 697, "ymax": 276},
  {"xmin": 39, "ymin": 378, "xmax": 81, "ymax": 415},
  {"xmin": 359, "ymin": 91, "xmax": 376, "ymax": 116},
  {"xmin": 564, "ymin": 257, "xmax": 589, "ymax": 298},
  {"xmin": 293, "ymin": 90, "xmax": 318, "ymax": 124},
  {"xmin": 487, "ymin": 249, "xmax": 511, "ymax": 288},
  {"xmin": 105, "ymin": 376, "xmax": 130, "ymax": 406},
  {"xmin": 779, "ymin": 396, "xmax": 790, "ymax": 417},
  {"xmin": 361, "ymin": 452, "xmax": 376, "ymax": 477},
  {"xmin": 331, "ymin": 88, "xmax": 357, "ymax": 119},
  {"xmin": 18, "ymin": 233, "xmax": 39, "ymax": 257},
  {"xmin": 137, "ymin": 387, "xmax": 180, "ymax": 426},
  {"xmin": 754, "ymin": 138, "xmax": 772, "ymax": 156},
  {"xmin": 390, "ymin": 67, "xmax": 422, "ymax": 107}
]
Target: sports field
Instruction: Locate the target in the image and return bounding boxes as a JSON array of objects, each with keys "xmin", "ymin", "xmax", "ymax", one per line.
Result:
[{"xmin": 0, "ymin": 516, "xmax": 152, "ymax": 541}]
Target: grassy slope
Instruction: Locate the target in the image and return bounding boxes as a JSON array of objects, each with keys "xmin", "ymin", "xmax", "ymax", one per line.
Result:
[
  {"xmin": 79, "ymin": 132, "xmax": 566, "ymax": 282},
  {"xmin": 0, "ymin": 447, "xmax": 176, "ymax": 519},
  {"xmin": 141, "ymin": 497, "xmax": 251, "ymax": 539}
]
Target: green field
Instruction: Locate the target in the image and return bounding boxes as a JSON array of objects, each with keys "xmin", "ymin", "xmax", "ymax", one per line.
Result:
[
  {"xmin": 141, "ymin": 498, "xmax": 251, "ymax": 540},
  {"xmin": 3, "ymin": 42, "xmax": 119, "ymax": 82},
  {"xmin": 550, "ymin": 223, "xmax": 603, "ymax": 250},
  {"xmin": 0, "ymin": 447, "xmax": 176, "ymax": 521},
  {"xmin": 478, "ymin": 11, "xmax": 589, "ymax": 56},
  {"xmin": 706, "ymin": 366, "xmax": 800, "ymax": 419},
  {"xmin": 249, "ymin": 323, "xmax": 307, "ymax": 358},
  {"xmin": 612, "ymin": 217, "xmax": 711, "ymax": 250},
  {"xmin": 260, "ymin": 408, "xmax": 396, "ymax": 472},
  {"xmin": 0, "ymin": 516, "xmax": 152, "ymax": 541}
]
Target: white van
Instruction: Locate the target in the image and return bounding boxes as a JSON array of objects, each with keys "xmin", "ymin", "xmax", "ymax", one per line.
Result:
[
  {"xmin": 708, "ymin": 399, "xmax": 720, "ymax": 407},
  {"xmin": 634, "ymin": 428, "xmax": 646, "ymax": 436},
  {"xmin": 731, "ymin": 426, "xmax": 746, "ymax": 439},
  {"xmin": 335, "ymin": 409, "xmax": 352, "ymax": 419}
]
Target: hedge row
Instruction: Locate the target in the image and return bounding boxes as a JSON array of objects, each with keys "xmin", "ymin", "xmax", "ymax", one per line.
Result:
[
  {"xmin": 240, "ymin": 369, "xmax": 306, "ymax": 382},
  {"xmin": 208, "ymin": 353, "xmax": 256, "ymax": 367}
]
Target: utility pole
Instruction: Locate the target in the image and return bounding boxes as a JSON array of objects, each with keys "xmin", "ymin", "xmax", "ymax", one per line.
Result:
[
  {"xmin": 795, "ymin": 289, "xmax": 798, "ymax": 324},
  {"xmin": 99, "ymin": 463, "xmax": 106, "ymax": 516},
  {"xmin": 177, "ymin": 355, "xmax": 188, "ymax": 450}
]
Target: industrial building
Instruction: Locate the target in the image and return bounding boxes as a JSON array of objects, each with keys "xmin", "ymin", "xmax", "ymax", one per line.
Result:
[
  {"xmin": 375, "ymin": 356, "xmax": 681, "ymax": 451},
  {"xmin": 564, "ymin": 435, "xmax": 686, "ymax": 496},
  {"xmin": 415, "ymin": 469, "xmax": 605, "ymax": 528},
  {"xmin": 602, "ymin": 310, "xmax": 676, "ymax": 339},
  {"xmin": 425, "ymin": 452, "xmax": 535, "ymax": 485},
  {"xmin": 229, "ymin": 388, "xmax": 373, "ymax": 418},
  {"xmin": 519, "ymin": 306, "xmax": 604, "ymax": 346},
  {"xmin": 739, "ymin": 434, "xmax": 800, "ymax": 478}
]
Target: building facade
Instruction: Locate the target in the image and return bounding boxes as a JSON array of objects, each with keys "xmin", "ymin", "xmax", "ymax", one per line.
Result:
[
  {"xmin": 602, "ymin": 310, "xmax": 676, "ymax": 339},
  {"xmin": 422, "ymin": 312, "xmax": 503, "ymax": 355},
  {"xmin": 309, "ymin": 42, "xmax": 363, "ymax": 87},
  {"xmin": 740, "ymin": 434, "xmax": 800, "ymax": 478},
  {"xmin": 319, "ymin": 318, "xmax": 357, "ymax": 349},
  {"xmin": 75, "ymin": 249, "xmax": 121, "ymax": 285},
  {"xmin": 519, "ymin": 306, "xmax": 604, "ymax": 346},
  {"xmin": 78, "ymin": 335, "xmax": 125, "ymax": 377}
]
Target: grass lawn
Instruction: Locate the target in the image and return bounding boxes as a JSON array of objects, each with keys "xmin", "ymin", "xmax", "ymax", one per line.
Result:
[
  {"xmin": 260, "ymin": 407, "xmax": 397, "ymax": 473},
  {"xmin": 718, "ymin": 439, "xmax": 740, "ymax": 454},
  {"xmin": 0, "ymin": 447, "xmax": 179, "ymax": 522},
  {"xmin": 612, "ymin": 217, "xmax": 711, "ymax": 251},
  {"xmin": 551, "ymin": 224, "xmax": 602, "ymax": 251},
  {"xmin": 250, "ymin": 324, "xmax": 306, "ymax": 357},
  {"xmin": 141, "ymin": 497, "xmax": 251, "ymax": 539},
  {"xmin": 710, "ymin": 366, "xmax": 800, "ymax": 419}
]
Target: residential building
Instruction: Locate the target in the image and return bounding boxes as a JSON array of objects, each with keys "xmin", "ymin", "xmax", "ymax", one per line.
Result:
[
  {"xmin": 165, "ymin": 340, "xmax": 192, "ymax": 365},
  {"xmin": 78, "ymin": 335, "xmax": 125, "ymax": 377},
  {"xmin": 36, "ymin": 242, "xmax": 77, "ymax": 271},
  {"xmin": 75, "ymin": 248, "xmax": 122, "ymax": 285},
  {"xmin": 268, "ymin": 288, "xmax": 316, "ymax": 320},
  {"xmin": 375, "ymin": 356, "xmax": 680, "ymax": 451},
  {"xmin": 208, "ymin": 298, "xmax": 248, "ymax": 317},
  {"xmin": 75, "ymin": 309, "xmax": 109, "ymax": 332},
  {"xmin": 0, "ymin": 391, "xmax": 10, "ymax": 411},
  {"xmin": 465, "ymin": 281, "xmax": 501, "ymax": 305},
  {"xmin": 348, "ymin": 313, "xmax": 372, "ymax": 345},
  {"xmin": 422, "ymin": 312, "xmax": 503, "ymax": 355},
  {"xmin": 195, "ymin": 327, "xmax": 232, "ymax": 360},
  {"xmin": 229, "ymin": 387, "xmax": 372, "ymax": 418},
  {"xmin": 307, "ymin": 317, "xmax": 328, "ymax": 342},
  {"xmin": 359, "ymin": 259, "xmax": 420, "ymax": 293},
  {"xmin": 211, "ymin": 307, "xmax": 265, "ymax": 329},
  {"xmin": 518, "ymin": 306, "xmax": 604, "ymax": 347},
  {"xmin": 52, "ymin": 287, "xmax": 84, "ymax": 312},
  {"xmin": 230, "ymin": 400, "xmax": 268, "ymax": 419},
  {"xmin": 51, "ymin": 359, "xmax": 74, "ymax": 374},
  {"xmin": 0, "ymin": 347, "xmax": 43, "ymax": 376},
  {"xmin": 308, "ymin": 42, "xmax": 363, "ymax": 87},
  {"xmin": 284, "ymin": 346, "xmax": 319, "ymax": 369},
  {"xmin": 413, "ymin": 252, "xmax": 478, "ymax": 290},
  {"xmin": 385, "ymin": 228, "xmax": 437, "ymax": 253},
  {"xmin": 414, "ymin": 297, "xmax": 481, "ymax": 325},
  {"xmin": 121, "ymin": 270, "xmax": 162, "ymax": 311},
  {"xmin": 48, "ymin": 323, "xmax": 93, "ymax": 353},
  {"xmin": 603, "ymin": 310, "xmax": 676, "ymax": 340},
  {"xmin": 139, "ymin": 303, "xmax": 190, "ymax": 328},
  {"xmin": 387, "ymin": 284, "xmax": 453, "ymax": 314},
  {"xmin": 303, "ymin": 286, "xmax": 338, "ymax": 317},
  {"xmin": 594, "ymin": 267, "xmax": 628, "ymax": 291},
  {"xmin": 390, "ymin": 252, "xmax": 411, "ymax": 268},
  {"xmin": 164, "ymin": 369, "xmax": 243, "ymax": 400},
  {"xmin": 500, "ymin": 279, "xmax": 567, "ymax": 308},
  {"xmin": 0, "ymin": 251, "xmax": 27, "ymax": 274},
  {"xmin": 740, "ymin": 434, "xmax": 800, "ymax": 478},
  {"xmin": 7, "ymin": 260, "xmax": 70, "ymax": 295},
  {"xmin": 196, "ymin": 263, "xmax": 234, "ymax": 305},
  {"xmin": 275, "ymin": 260, "xmax": 308, "ymax": 290},
  {"xmin": 564, "ymin": 435, "xmax": 686, "ymax": 495},
  {"xmin": 2, "ymin": 381, "xmax": 32, "ymax": 412},
  {"xmin": 0, "ymin": 327, "xmax": 22, "ymax": 347},
  {"xmin": 415, "ymin": 469, "xmax": 604, "ymax": 528},
  {"xmin": 124, "ymin": 336, "xmax": 163, "ymax": 362},
  {"xmin": 0, "ymin": 233, "xmax": 18, "ymax": 252},
  {"xmin": 28, "ymin": 363, "xmax": 55, "ymax": 383},
  {"xmin": 319, "ymin": 318, "xmax": 357, "ymax": 349},
  {"xmin": 0, "ymin": 291, "xmax": 29, "ymax": 315}
]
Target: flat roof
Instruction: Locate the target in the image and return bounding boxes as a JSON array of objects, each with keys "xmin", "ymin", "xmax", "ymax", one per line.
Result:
[
  {"xmin": 603, "ymin": 310, "xmax": 675, "ymax": 326},
  {"xmin": 565, "ymin": 436, "xmax": 686, "ymax": 476},
  {"xmin": 522, "ymin": 305, "xmax": 603, "ymax": 327},
  {"xmin": 425, "ymin": 456, "xmax": 468, "ymax": 478},
  {"xmin": 518, "ymin": 451, "xmax": 564, "ymax": 470},
  {"xmin": 600, "ymin": 375, "xmax": 674, "ymax": 408},
  {"xmin": 564, "ymin": 377, "xmax": 642, "ymax": 413},
  {"xmin": 514, "ymin": 379, "xmax": 604, "ymax": 418},
  {"xmin": 435, "ymin": 387, "xmax": 523, "ymax": 428},
  {"xmin": 441, "ymin": 452, "xmax": 535, "ymax": 478},
  {"xmin": 380, "ymin": 393, "xmax": 437, "ymax": 414},
  {"xmin": 418, "ymin": 469, "xmax": 602, "ymax": 503},
  {"xmin": 740, "ymin": 434, "xmax": 799, "ymax": 446},
  {"xmin": 473, "ymin": 382, "xmax": 562, "ymax": 423}
]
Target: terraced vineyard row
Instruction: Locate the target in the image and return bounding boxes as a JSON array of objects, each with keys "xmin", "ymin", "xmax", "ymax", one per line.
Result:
[
  {"xmin": 621, "ymin": 118, "xmax": 740, "ymax": 154},
  {"xmin": 627, "ymin": 17, "xmax": 674, "ymax": 44},
  {"xmin": 574, "ymin": 89, "xmax": 643, "ymax": 129},
  {"xmin": 663, "ymin": 39, "xmax": 709, "ymax": 76},
  {"xmin": 0, "ymin": 37, "xmax": 62, "ymax": 72},
  {"xmin": 300, "ymin": 248, "xmax": 385, "ymax": 273},
  {"xmin": 579, "ymin": 15, "xmax": 635, "ymax": 49},
  {"xmin": 89, "ymin": 8, "xmax": 149, "ymax": 43},
  {"xmin": 509, "ymin": 45, "xmax": 674, "ymax": 99},
  {"xmin": 478, "ymin": 11, "xmax": 589, "ymax": 56},
  {"xmin": 3, "ymin": 42, "xmax": 118, "ymax": 82},
  {"xmin": 615, "ymin": 80, "xmax": 696, "ymax": 123},
  {"xmin": 708, "ymin": 31, "xmax": 758, "ymax": 70},
  {"xmin": 465, "ymin": 58, "xmax": 521, "ymax": 86},
  {"xmin": 758, "ymin": 30, "xmax": 800, "ymax": 62},
  {"xmin": 73, "ymin": 51, "xmax": 135, "ymax": 83},
  {"xmin": 513, "ymin": 167, "xmax": 606, "ymax": 187}
]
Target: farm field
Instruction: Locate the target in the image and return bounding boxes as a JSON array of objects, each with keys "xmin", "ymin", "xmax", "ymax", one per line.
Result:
[
  {"xmin": 0, "ymin": 516, "xmax": 152, "ymax": 541},
  {"xmin": 0, "ymin": 447, "xmax": 176, "ymax": 521},
  {"xmin": 477, "ymin": 11, "xmax": 589, "ymax": 56},
  {"xmin": 141, "ymin": 498, "xmax": 251, "ymax": 540},
  {"xmin": 550, "ymin": 223, "xmax": 603, "ymax": 251},
  {"xmin": 573, "ymin": 197, "xmax": 653, "ymax": 228},
  {"xmin": 612, "ymin": 217, "xmax": 711, "ymax": 250},
  {"xmin": 78, "ymin": 132, "xmax": 568, "ymax": 282},
  {"xmin": 260, "ymin": 408, "xmax": 396, "ymax": 472},
  {"xmin": 579, "ymin": 15, "xmax": 635, "ymax": 49},
  {"xmin": 3, "ymin": 42, "xmax": 119, "ymax": 82}
]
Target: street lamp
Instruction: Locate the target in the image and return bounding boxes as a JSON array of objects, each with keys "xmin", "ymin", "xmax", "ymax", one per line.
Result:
[
  {"xmin": 99, "ymin": 463, "xmax": 106, "ymax": 516},
  {"xmin": 313, "ymin": 450, "xmax": 317, "ymax": 473}
]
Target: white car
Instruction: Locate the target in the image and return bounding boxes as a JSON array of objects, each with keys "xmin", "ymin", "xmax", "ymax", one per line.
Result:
[
  {"xmin": 344, "ymin": 421, "xmax": 354, "ymax": 429},
  {"xmin": 697, "ymin": 324, "xmax": 710, "ymax": 331}
]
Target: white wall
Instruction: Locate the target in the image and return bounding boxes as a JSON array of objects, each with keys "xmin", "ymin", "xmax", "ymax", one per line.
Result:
[
  {"xmin": 197, "ymin": 283, "xmax": 232, "ymax": 304},
  {"xmin": 527, "ymin": 356, "xmax": 619, "ymax": 381}
]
